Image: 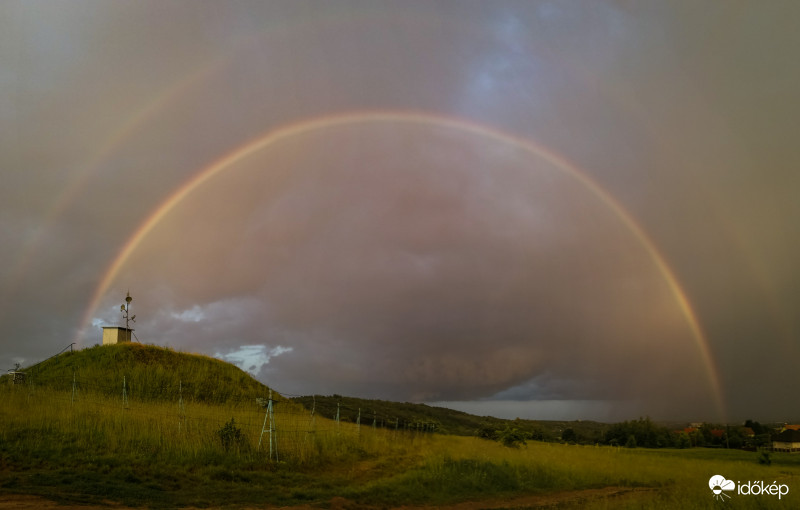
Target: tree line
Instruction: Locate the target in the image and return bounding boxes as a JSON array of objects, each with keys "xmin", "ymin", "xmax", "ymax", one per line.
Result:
[{"xmin": 479, "ymin": 417, "xmax": 778, "ymax": 449}]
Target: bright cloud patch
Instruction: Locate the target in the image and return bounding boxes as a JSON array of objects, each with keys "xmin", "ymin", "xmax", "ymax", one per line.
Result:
[
  {"xmin": 171, "ymin": 305, "xmax": 206, "ymax": 323},
  {"xmin": 214, "ymin": 344, "xmax": 292, "ymax": 375}
]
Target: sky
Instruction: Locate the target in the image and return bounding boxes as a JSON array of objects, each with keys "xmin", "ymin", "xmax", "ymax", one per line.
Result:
[{"xmin": 1, "ymin": 1, "xmax": 798, "ymax": 423}]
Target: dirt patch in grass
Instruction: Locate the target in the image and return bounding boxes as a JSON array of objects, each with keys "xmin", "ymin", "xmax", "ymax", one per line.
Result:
[
  {"xmin": 0, "ymin": 487, "xmax": 656, "ymax": 510},
  {"xmin": 395, "ymin": 486, "xmax": 657, "ymax": 509},
  {"xmin": 0, "ymin": 494, "xmax": 129, "ymax": 509}
]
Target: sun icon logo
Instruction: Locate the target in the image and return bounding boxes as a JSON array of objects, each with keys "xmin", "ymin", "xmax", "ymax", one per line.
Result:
[{"xmin": 709, "ymin": 475, "xmax": 735, "ymax": 501}]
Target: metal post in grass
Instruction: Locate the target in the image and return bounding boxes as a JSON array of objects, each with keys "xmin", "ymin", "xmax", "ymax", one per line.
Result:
[
  {"xmin": 336, "ymin": 402, "xmax": 340, "ymax": 427},
  {"xmin": 304, "ymin": 396, "xmax": 316, "ymax": 445},
  {"xmin": 269, "ymin": 390, "xmax": 277, "ymax": 461},
  {"xmin": 122, "ymin": 375, "xmax": 128, "ymax": 407},
  {"xmin": 258, "ymin": 389, "xmax": 277, "ymax": 461},
  {"xmin": 259, "ymin": 400, "xmax": 269, "ymax": 449},
  {"xmin": 372, "ymin": 410, "xmax": 376, "ymax": 429},
  {"xmin": 357, "ymin": 408, "xmax": 361, "ymax": 433},
  {"xmin": 71, "ymin": 372, "xmax": 76, "ymax": 406},
  {"xmin": 178, "ymin": 380, "xmax": 185, "ymax": 434}
]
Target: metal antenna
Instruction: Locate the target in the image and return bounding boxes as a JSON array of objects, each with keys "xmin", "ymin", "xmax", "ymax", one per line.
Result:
[{"xmin": 121, "ymin": 291, "xmax": 136, "ymax": 342}]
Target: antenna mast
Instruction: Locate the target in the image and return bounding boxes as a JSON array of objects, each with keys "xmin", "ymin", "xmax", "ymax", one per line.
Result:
[{"xmin": 120, "ymin": 291, "xmax": 136, "ymax": 342}]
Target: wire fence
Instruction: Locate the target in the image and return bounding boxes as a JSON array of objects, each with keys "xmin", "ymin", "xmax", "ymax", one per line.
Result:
[{"xmin": 1, "ymin": 371, "xmax": 437, "ymax": 464}]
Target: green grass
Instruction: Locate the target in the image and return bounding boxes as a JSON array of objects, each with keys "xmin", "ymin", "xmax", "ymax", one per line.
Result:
[
  {"xmin": 348, "ymin": 439, "xmax": 800, "ymax": 508},
  {"xmin": 16, "ymin": 343, "xmax": 280, "ymax": 405},
  {"xmin": 2, "ymin": 344, "xmax": 799, "ymax": 508}
]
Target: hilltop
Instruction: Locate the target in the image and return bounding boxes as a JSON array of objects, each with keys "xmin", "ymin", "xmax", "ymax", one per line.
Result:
[{"xmin": 14, "ymin": 342, "xmax": 278, "ymax": 404}]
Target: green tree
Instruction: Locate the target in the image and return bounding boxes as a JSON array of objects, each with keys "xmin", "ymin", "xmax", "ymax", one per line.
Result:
[
  {"xmin": 477, "ymin": 425, "xmax": 498, "ymax": 440},
  {"xmin": 561, "ymin": 427, "xmax": 578, "ymax": 443},
  {"xmin": 498, "ymin": 424, "xmax": 529, "ymax": 448},
  {"xmin": 745, "ymin": 419, "xmax": 767, "ymax": 436},
  {"xmin": 625, "ymin": 434, "xmax": 637, "ymax": 448}
]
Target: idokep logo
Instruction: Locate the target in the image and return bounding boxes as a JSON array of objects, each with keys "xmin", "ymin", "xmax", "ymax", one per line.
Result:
[
  {"xmin": 709, "ymin": 474, "xmax": 790, "ymax": 502},
  {"xmin": 709, "ymin": 475, "xmax": 735, "ymax": 501}
]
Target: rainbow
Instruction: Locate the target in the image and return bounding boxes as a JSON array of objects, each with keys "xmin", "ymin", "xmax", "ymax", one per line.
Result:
[
  {"xmin": 0, "ymin": 57, "xmax": 228, "ymax": 313},
  {"xmin": 78, "ymin": 110, "xmax": 726, "ymax": 418}
]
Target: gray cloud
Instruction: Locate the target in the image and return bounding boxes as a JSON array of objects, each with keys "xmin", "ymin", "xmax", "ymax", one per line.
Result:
[{"xmin": 1, "ymin": 1, "xmax": 798, "ymax": 422}]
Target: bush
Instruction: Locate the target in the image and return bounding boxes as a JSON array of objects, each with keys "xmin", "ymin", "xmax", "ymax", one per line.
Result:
[
  {"xmin": 216, "ymin": 418, "xmax": 247, "ymax": 453},
  {"xmin": 758, "ymin": 452, "xmax": 771, "ymax": 465},
  {"xmin": 498, "ymin": 425, "xmax": 528, "ymax": 448},
  {"xmin": 561, "ymin": 428, "xmax": 577, "ymax": 444},
  {"xmin": 477, "ymin": 425, "xmax": 498, "ymax": 441}
]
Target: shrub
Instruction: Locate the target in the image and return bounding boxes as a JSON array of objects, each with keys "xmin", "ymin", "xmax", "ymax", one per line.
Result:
[
  {"xmin": 561, "ymin": 428, "xmax": 577, "ymax": 444},
  {"xmin": 498, "ymin": 425, "xmax": 528, "ymax": 448},
  {"xmin": 216, "ymin": 418, "xmax": 247, "ymax": 453},
  {"xmin": 477, "ymin": 425, "xmax": 498, "ymax": 441}
]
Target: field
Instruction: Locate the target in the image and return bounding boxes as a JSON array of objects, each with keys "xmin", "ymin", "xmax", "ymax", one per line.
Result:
[{"xmin": 1, "ymin": 345, "xmax": 798, "ymax": 508}]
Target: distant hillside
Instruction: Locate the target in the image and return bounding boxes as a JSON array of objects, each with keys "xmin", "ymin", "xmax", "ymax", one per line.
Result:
[
  {"xmin": 14, "ymin": 343, "xmax": 278, "ymax": 404},
  {"xmin": 291, "ymin": 394, "xmax": 506, "ymax": 436},
  {"xmin": 290, "ymin": 395, "xmax": 610, "ymax": 441}
]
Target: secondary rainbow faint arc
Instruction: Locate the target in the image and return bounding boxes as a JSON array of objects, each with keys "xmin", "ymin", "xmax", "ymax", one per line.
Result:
[{"xmin": 80, "ymin": 110, "xmax": 726, "ymax": 418}]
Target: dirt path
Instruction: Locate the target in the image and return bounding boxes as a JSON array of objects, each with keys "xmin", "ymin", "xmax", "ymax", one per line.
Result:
[
  {"xmin": 386, "ymin": 487, "xmax": 656, "ymax": 510},
  {"xmin": 0, "ymin": 494, "xmax": 128, "ymax": 509},
  {"xmin": 0, "ymin": 487, "xmax": 656, "ymax": 509}
]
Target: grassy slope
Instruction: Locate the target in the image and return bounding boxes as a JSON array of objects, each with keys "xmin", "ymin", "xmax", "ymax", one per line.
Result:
[{"xmin": 16, "ymin": 343, "xmax": 281, "ymax": 404}]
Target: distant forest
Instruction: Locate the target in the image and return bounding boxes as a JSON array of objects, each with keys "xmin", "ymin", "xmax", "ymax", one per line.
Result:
[{"xmin": 291, "ymin": 395, "xmax": 778, "ymax": 449}]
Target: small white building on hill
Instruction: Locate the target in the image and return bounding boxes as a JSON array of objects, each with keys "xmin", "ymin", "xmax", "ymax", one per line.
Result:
[{"xmin": 102, "ymin": 326, "xmax": 133, "ymax": 345}]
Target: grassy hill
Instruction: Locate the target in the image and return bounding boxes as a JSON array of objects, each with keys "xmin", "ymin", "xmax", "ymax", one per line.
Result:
[
  {"xmin": 2, "ymin": 343, "xmax": 798, "ymax": 508},
  {"xmin": 13, "ymin": 342, "xmax": 279, "ymax": 404},
  {"xmin": 291, "ymin": 394, "xmax": 610, "ymax": 442},
  {"xmin": 10, "ymin": 342, "xmax": 608, "ymax": 442}
]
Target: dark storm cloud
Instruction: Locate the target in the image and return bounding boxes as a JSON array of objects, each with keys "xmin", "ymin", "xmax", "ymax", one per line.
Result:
[
  {"xmin": 105, "ymin": 122, "xmax": 713, "ymax": 418},
  {"xmin": 1, "ymin": 1, "xmax": 798, "ymax": 422}
]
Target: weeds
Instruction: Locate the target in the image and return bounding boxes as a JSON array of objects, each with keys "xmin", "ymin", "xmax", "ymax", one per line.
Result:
[{"xmin": 217, "ymin": 418, "xmax": 247, "ymax": 452}]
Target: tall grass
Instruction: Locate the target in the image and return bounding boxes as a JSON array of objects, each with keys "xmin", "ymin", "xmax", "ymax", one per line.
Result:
[
  {"xmin": 3, "ymin": 344, "xmax": 799, "ymax": 508},
  {"xmin": 0, "ymin": 385, "xmax": 422, "ymax": 466},
  {"xmin": 0, "ymin": 383, "xmax": 430, "ymax": 507},
  {"xmin": 348, "ymin": 437, "xmax": 800, "ymax": 508},
  {"xmin": 2, "ymin": 383, "xmax": 799, "ymax": 508}
]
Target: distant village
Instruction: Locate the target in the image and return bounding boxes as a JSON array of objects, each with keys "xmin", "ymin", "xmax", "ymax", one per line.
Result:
[{"xmin": 680, "ymin": 422, "xmax": 800, "ymax": 453}]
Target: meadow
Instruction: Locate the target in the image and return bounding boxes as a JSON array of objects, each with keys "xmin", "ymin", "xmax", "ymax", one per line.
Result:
[{"xmin": 1, "ymin": 345, "xmax": 798, "ymax": 508}]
